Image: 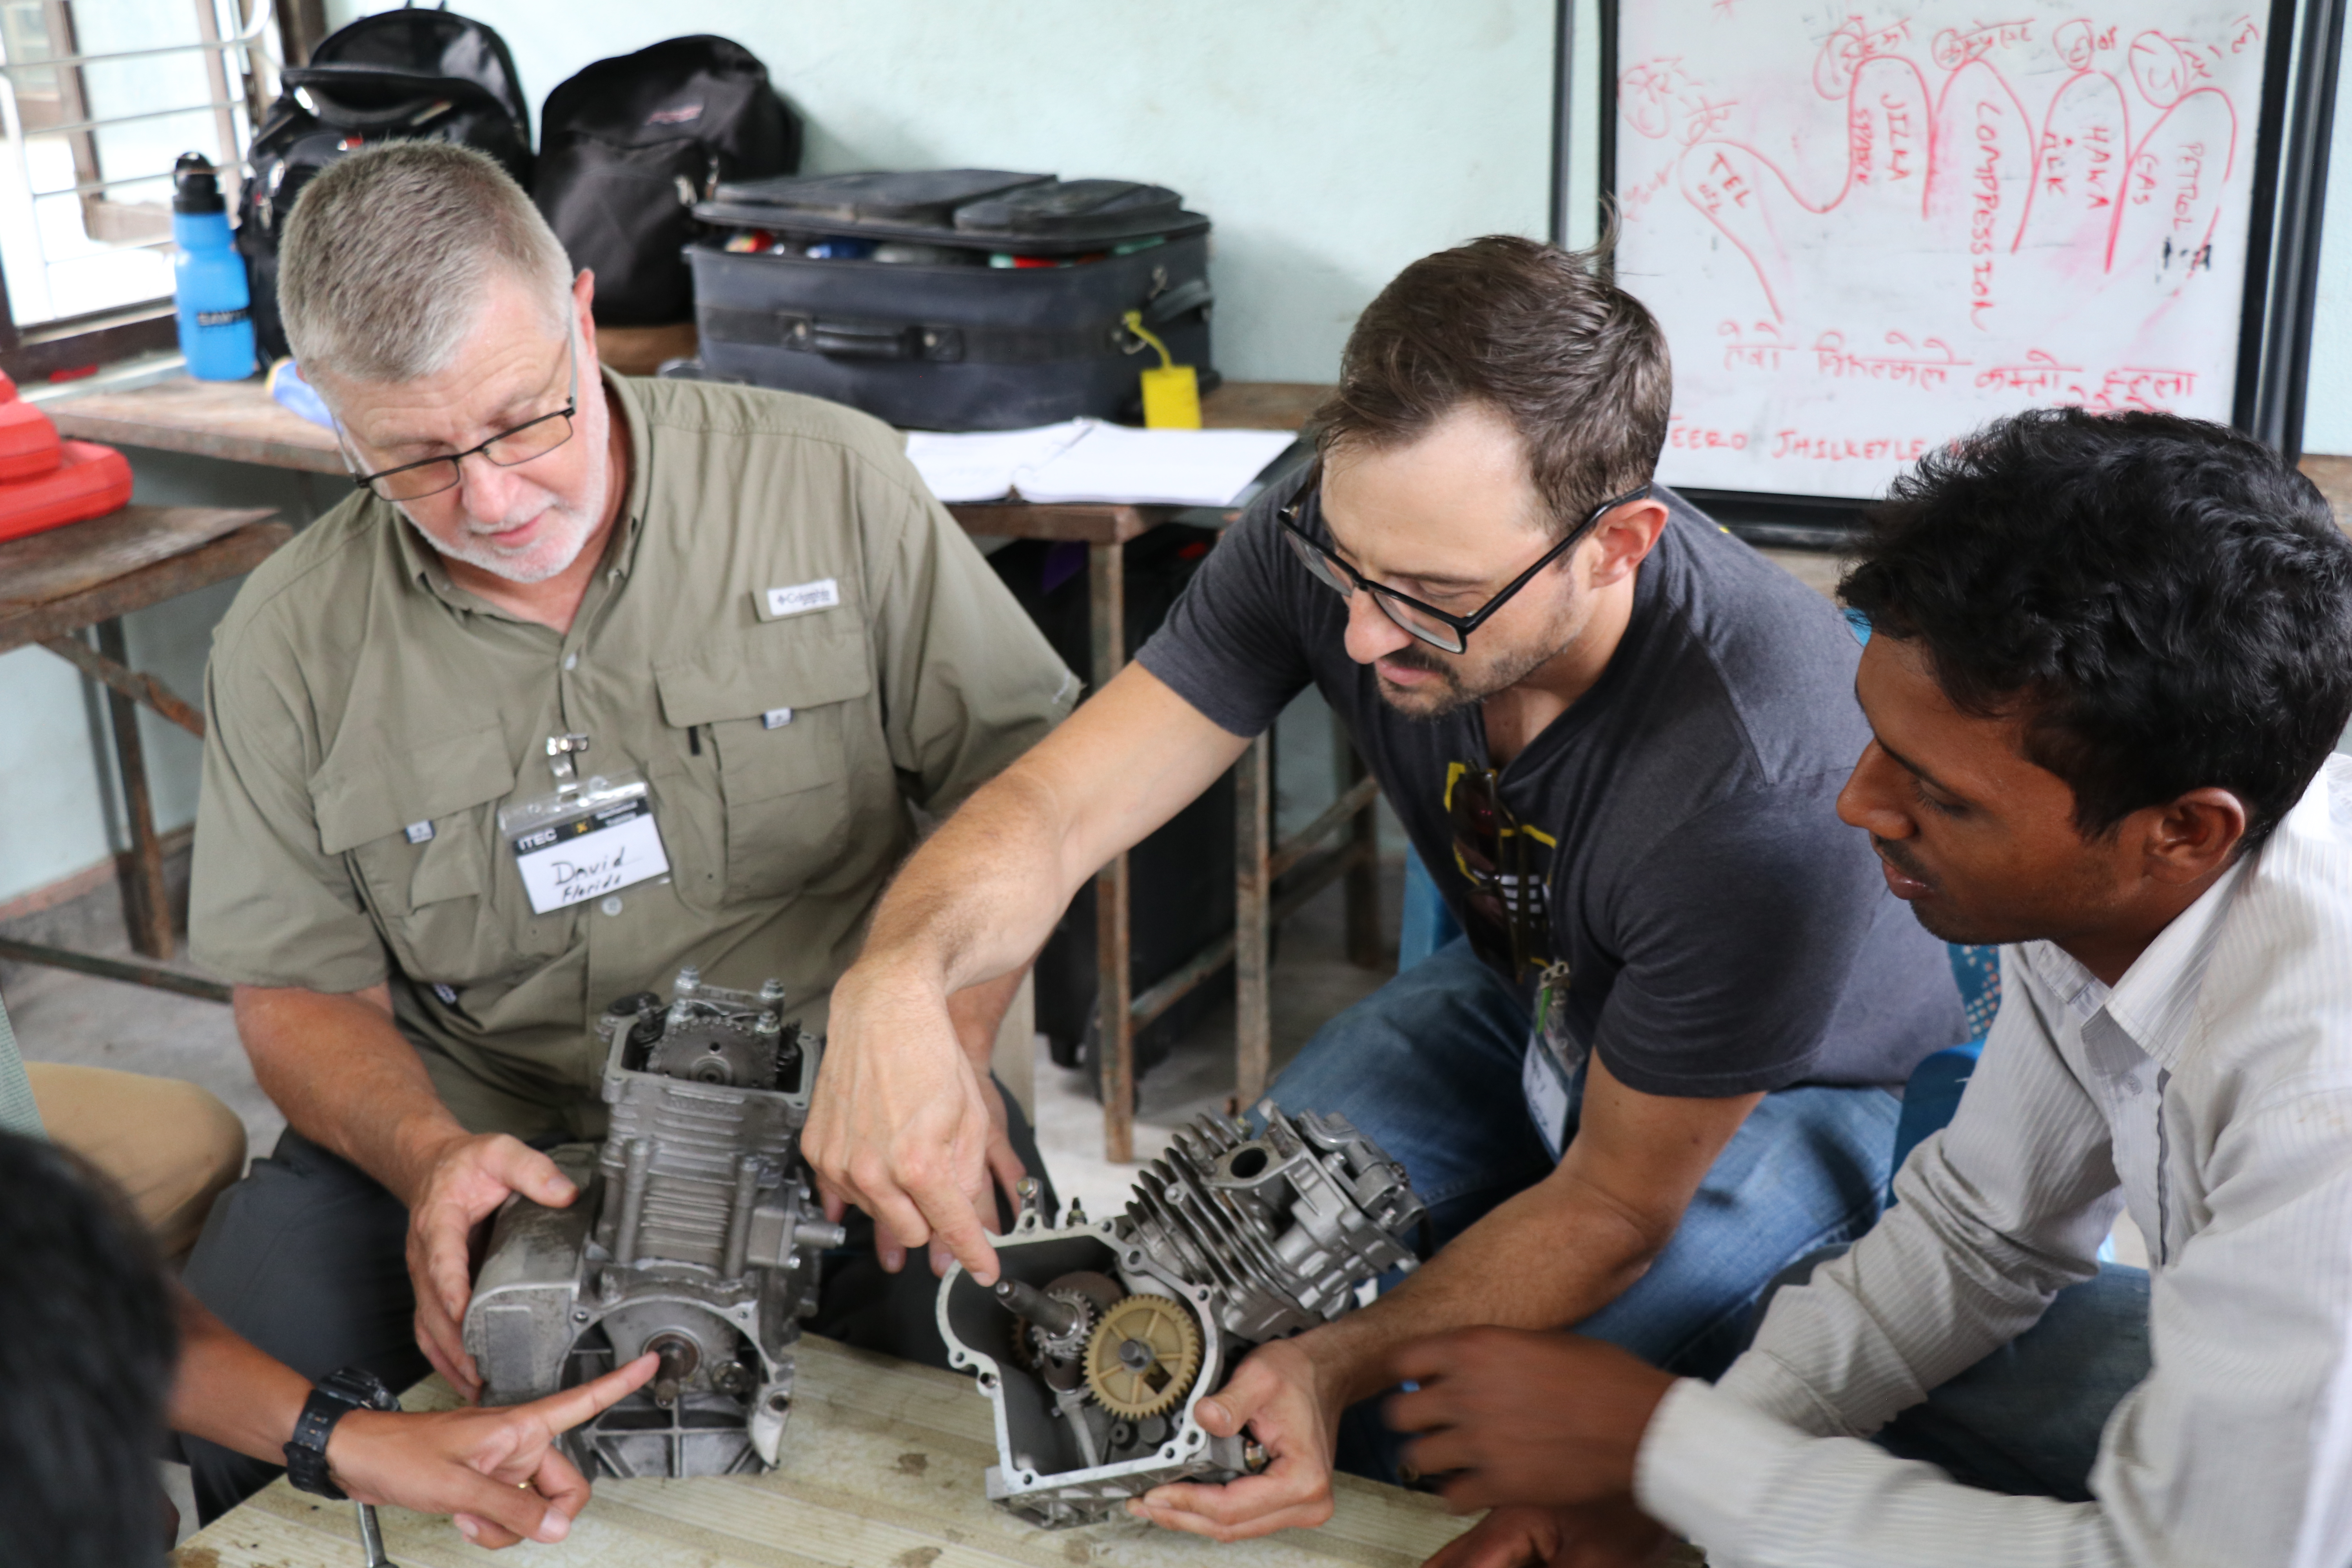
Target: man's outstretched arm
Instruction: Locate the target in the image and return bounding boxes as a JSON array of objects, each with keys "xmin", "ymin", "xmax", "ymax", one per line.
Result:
[
  {"xmin": 234, "ymin": 982, "xmax": 579, "ymax": 1402},
  {"xmin": 169, "ymin": 1282, "xmax": 655, "ymax": 1549},
  {"xmin": 804, "ymin": 662, "xmax": 1249, "ymax": 1282}
]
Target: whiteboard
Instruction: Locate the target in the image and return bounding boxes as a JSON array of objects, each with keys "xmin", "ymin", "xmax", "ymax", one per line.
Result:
[{"xmin": 1613, "ymin": 3, "xmax": 2276, "ymax": 500}]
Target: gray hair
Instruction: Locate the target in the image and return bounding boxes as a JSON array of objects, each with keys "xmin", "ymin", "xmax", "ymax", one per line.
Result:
[{"xmin": 279, "ymin": 141, "xmax": 572, "ymax": 382}]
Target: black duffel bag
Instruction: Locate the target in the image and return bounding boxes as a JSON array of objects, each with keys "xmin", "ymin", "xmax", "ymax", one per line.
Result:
[
  {"xmin": 534, "ymin": 36, "xmax": 800, "ymax": 328},
  {"xmin": 237, "ymin": 4, "xmax": 532, "ymax": 361}
]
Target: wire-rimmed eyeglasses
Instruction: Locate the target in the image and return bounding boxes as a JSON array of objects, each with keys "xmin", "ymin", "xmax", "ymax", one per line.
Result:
[{"xmin": 341, "ymin": 327, "xmax": 579, "ymax": 503}]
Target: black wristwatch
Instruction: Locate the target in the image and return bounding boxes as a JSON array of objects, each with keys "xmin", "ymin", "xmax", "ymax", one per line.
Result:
[{"xmin": 283, "ymin": 1365, "xmax": 401, "ymax": 1499}]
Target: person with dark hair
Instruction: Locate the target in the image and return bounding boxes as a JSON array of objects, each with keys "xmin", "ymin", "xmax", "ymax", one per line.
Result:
[
  {"xmin": 0, "ymin": 1129, "xmax": 178, "ymax": 1567},
  {"xmin": 1385, "ymin": 407, "xmax": 2352, "ymax": 1568},
  {"xmin": 0, "ymin": 992, "xmax": 658, "ymax": 1559},
  {"xmin": 811, "ymin": 234, "xmax": 1965, "ymax": 1539}
]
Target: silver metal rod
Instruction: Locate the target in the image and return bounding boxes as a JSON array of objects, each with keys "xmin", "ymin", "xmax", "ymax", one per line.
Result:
[
  {"xmin": 0, "ymin": 5, "xmax": 274, "ymax": 74},
  {"xmin": 356, "ymin": 1501, "xmax": 397, "ymax": 1567},
  {"xmin": 613, "ymin": 1138, "xmax": 652, "ymax": 1267},
  {"xmin": 993, "ymin": 1277, "xmax": 1084, "ymax": 1338},
  {"xmin": 36, "ymin": 98, "xmax": 246, "ymax": 137},
  {"xmin": 721, "ymin": 1154, "xmax": 759, "ymax": 1278}
]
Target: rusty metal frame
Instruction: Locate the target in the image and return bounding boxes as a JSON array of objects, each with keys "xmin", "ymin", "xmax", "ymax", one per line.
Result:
[
  {"xmin": 1088, "ymin": 538, "xmax": 1137, "ymax": 1158},
  {"xmin": 0, "ymin": 515, "xmax": 285, "ymax": 1002}
]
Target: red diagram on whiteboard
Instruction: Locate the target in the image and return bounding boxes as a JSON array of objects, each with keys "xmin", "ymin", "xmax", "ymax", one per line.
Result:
[{"xmin": 1619, "ymin": 15, "xmax": 2252, "ymax": 327}]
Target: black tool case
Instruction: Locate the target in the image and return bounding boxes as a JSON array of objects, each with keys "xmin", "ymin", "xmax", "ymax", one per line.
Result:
[{"xmin": 687, "ymin": 169, "xmax": 1214, "ymax": 430}]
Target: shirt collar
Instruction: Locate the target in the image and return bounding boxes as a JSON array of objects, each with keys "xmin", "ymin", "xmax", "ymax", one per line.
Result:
[
  {"xmin": 388, "ymin": 365, "xmax": 650, "ymax": 603},
  {"xmin": 2020, "ymin": 849, "xmax": 2255, "ymax": 1069}
]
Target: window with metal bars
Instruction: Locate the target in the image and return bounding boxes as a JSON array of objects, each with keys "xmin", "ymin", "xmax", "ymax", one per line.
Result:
[{"xmin": 0, "ymin": 0, "xmax": 283, "ymax": 377}]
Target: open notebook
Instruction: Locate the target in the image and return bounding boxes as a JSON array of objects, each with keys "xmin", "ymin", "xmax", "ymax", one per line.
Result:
[{"xmin": 904, "ymin": 419, "xmax": 1298, "ymax": 508}]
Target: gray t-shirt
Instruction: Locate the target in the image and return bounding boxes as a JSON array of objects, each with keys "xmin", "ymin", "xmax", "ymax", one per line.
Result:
[{"xmin": 1137, "ymin": 483, "xmax": 1962, "ymax": 1096}]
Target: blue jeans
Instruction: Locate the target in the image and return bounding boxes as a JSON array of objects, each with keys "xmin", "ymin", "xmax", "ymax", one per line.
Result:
[
  {"xmin": 1755, "ymin": 1252, "xmax": 2151, "ymax": 1500},
  {"xmin": 1267, "ymin": 936, "xmax": 1902, "ymax": 1481}
]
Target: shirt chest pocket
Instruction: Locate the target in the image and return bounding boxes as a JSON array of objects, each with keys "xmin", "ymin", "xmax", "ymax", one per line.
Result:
[
  {"xmin": 655, "ymin": 620, "xmax": 872, "ymax": 906},
  {"xmin": 311, "ymin": 726, "xmax": 555, "ymax": 986}
]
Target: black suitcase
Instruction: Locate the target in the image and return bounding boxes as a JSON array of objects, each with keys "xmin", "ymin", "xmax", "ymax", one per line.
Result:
[{"xmin": 687, "ymin": 169, "xmax": 1214, "ymax": 430}]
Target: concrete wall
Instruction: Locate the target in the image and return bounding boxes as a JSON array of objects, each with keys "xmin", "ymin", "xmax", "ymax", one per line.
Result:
[
  {"xmin": 334, "ymin": 0, "xmax": 1557, "ymax": 384},
  {"xmin": 2300, "ymin": 34, "xmax": 2352, "ymax": 455}
]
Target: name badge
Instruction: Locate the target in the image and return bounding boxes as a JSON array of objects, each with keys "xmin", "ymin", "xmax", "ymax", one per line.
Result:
[
  {"xmin": 497, "ymin": 770, "xmax": 671, "ymax": 916},
  {"xmin": 1523, "ymin": 1042, "xmax": 1574, "ymax": 1162},
  {"xmin": 762, "ymin": 577, "xmax": 840, "ymax": 619}
]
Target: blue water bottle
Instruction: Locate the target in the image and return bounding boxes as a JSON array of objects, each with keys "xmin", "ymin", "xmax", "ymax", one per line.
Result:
[{"xmin": 172, "ymin": 152, "xmax": 255, "ymax": 380}]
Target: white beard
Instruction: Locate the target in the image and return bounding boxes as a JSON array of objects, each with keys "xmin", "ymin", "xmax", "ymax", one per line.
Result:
[
  {"xmin": 415, "ymin": 485, "xmax": 602, "ymax": 583},
  {"xmin": 401, "ymin": 389, "xmax": 612, "ymax": 585}
]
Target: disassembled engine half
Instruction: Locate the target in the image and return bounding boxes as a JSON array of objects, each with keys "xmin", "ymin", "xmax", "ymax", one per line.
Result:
[
  {"xmin": 938, "ymin": 1102, "xmax": 1426, "ymax": 1527},
  {"xmin": 463, "ymin": 968, "xmax": 847, "ymax": 1478}
]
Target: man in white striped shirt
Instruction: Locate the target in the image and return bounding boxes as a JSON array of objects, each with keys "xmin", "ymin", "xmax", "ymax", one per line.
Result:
[{"xmin": 1383, "ymin": 407, "xmax": 2352, "ymax": 1568}]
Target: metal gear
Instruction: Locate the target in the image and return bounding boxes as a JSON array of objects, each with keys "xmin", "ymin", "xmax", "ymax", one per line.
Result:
[
  {"xmin": 1015, "ymin": 1294, "xmax": 1096, "ymax": 1368},
  {"xmin": 1082, "ymin": 1294, "xmax": 1203, "ymax": 1420}
]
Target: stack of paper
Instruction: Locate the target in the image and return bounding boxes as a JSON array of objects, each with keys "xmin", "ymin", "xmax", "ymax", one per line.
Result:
[{"xmin": 904, "ymin": 419, "xmax": 1298, "ymax": 508}]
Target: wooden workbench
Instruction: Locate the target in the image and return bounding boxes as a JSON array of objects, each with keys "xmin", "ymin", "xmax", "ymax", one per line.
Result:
[
  {"xmin": 173, "ymin": 1334, "xmax": 1476, "ymax": 1568},
  {"xmin": 0, "ymin": 504, "xmax": 287, "ymax": 1001}
]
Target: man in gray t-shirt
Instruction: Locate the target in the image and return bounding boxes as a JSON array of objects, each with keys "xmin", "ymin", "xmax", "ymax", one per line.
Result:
[
  {"xmin": 808, "ymin": 236, "xmax": 1963, "ymax": 1543},
  {"xmin": 1145, "ymin": 478, "xmax": 1955, "ymax": 1100}
]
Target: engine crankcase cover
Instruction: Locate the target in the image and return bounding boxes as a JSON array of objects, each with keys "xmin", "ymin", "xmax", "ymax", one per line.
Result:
[{"xmin": 937, "ymin": 1100, "xmax": 1424, "ymax": 1527}]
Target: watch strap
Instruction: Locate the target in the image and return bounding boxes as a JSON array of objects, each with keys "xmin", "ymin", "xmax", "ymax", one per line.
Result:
[{"xmin": 283, "ymin": 1366, "xmax": 400, "ymax": 1499}]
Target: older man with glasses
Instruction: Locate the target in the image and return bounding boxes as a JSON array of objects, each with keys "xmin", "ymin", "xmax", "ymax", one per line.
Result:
[
  {"xmin": 811, "ymin": 234, "xmax": 1966, "ymax": 1540},
  {"xmin": 176, "ymin": 142, "xmax": 1078, "ymax": 1520}
]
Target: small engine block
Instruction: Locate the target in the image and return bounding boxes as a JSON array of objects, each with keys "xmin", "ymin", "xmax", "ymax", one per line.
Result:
[{"xmin": 463, "ymin": 968, "xmax": 847, "ymax": 1477}]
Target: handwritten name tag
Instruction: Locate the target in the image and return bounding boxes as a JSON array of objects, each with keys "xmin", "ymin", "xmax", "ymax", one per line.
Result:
[
  {"xmin": 762, "ymin": 577, "xmax": 840, "ymax": 620},
  {"xmin": 510, "ymin": 796, "xmax": 670, "ymax": 914}
]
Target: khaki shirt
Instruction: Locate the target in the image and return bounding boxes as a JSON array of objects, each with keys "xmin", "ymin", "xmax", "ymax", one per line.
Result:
[{"xmin": 190, "ymin": 373, "xmax": 1076, "ymax": 1139}]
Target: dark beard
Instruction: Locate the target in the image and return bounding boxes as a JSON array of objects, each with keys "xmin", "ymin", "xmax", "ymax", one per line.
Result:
[{"xmin": 1374, "ymin": 634, "xmax": 1573, "ymax": 722}]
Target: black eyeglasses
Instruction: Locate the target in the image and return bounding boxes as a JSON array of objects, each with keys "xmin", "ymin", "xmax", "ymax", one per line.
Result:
[
  {"xmin": 342, "ymin": 330, "xmax": 578, "ymax": 503},
  {"xmin": 1277, "ymin": 463, "xmax": 1651, "ymax": 654},
  {"xmin": 1446, "ymin": 762, "xmax": 1553, "ymax": 978}
]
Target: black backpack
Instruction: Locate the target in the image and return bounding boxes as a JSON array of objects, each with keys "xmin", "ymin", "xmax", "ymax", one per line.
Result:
[
  {"xmin": 533, "ymin": 36, "xmax": 799, "ymax": 328},
  {"xmin": 236, "ymin": 4, "xmax": 532, "ymax": 362}
]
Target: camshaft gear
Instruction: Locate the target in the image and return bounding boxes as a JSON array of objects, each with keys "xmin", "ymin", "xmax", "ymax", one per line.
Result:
[{"xmin": 1082, "ymin": 1295, "xmax": 1203, "ymax": 1419}]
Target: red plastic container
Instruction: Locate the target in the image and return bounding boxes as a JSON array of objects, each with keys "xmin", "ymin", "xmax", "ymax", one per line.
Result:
[
  {"xmin": 0, "ymin": 439, "xmax": 133, "ymax": 543},
  {"xmin": 0, "ymin": 369, "xmax": 61, "ymax": 482}
]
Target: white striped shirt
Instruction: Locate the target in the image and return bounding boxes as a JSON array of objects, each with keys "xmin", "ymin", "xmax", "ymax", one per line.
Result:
[{"xmin": 1636, "ymin": 753, "xmax": 2352, "ymax": 1568}]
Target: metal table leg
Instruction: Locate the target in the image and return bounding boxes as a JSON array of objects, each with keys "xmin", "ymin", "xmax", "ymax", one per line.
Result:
[
  {"xmin": 95, "ymin": 617, "xmax": 173, "ymax": 959},
  {"xmin": 1337, "ymin": 715, "xmax": 1384, "ymax": 969},
  {"xmin": 1234, "ymin": 735, "xmax": 1273, "ymax": 1103},
  {"xmin": 1088, "ymin": 541, "xmax": 1136, "ymax": 1162},
  {"xmin": 15, "ymin": 624, "xmax": 218, "ymax": 994}
]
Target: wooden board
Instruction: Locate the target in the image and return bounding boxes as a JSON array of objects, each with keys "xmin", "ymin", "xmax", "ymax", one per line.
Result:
[
  {"xmin": 0, "ymin": 519, "xmax": 289, "ymax": 654},
  {"xmin": 49, "ymin": 377, "xmax": 341, "ymax": 474},
  {"xmin": 0, "ymin": 505, "xmax": 277, "ymax": 612},
  {"xmin": 174, "ymin": 1335, "xmax": 1477, "ymax": 1568},
  {"xmin": 948, "ymin": 501, "xmax": 1159, "ymax": 545},
  {"xmin": 1203, "ymin": 383, "xmax": 1328, "ymax": 432},
  {"xmin": 1753, "ymin": 545, "xmax": 1844, "ymax": 600}
]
